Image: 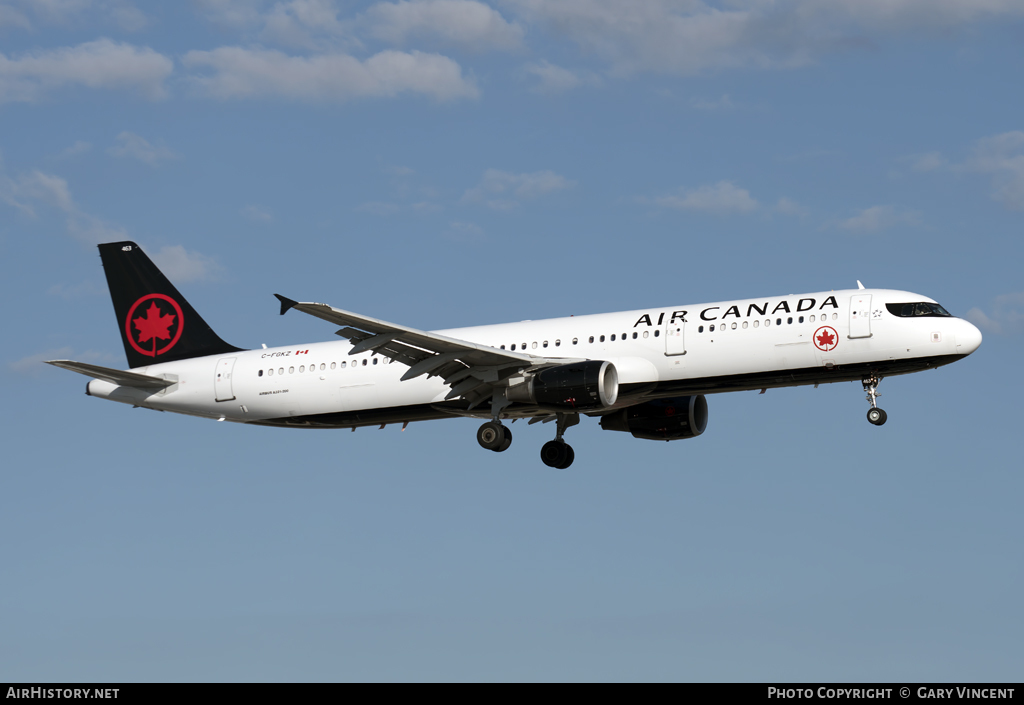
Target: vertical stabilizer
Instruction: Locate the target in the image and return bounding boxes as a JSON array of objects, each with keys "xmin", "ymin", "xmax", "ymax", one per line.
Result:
[{"xmin": 98, "ymin": 241, "xmax": 242, "ymax": 369}]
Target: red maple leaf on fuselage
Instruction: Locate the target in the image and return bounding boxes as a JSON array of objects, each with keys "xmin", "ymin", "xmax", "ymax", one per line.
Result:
[
  {"xmin": 134, "ymin": 301, "xmax": 176, "ymax": 353},
  {"xmin": 816, "ymin": 328, "xmax": 836, "ymax": 348}
]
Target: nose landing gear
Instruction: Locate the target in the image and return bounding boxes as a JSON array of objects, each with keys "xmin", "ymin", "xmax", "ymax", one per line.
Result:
[{"xmin": 863, "ymin": 375, "xmax": 887, "ymax": 426}]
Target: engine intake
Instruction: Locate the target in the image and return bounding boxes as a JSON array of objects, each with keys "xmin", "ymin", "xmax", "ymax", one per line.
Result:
[
  {"xmin": 507, "ymin": 360, "xmax": 618, "ymax": 410},
  {"xmin": 600, "ymin": 395, "xmax": 708, "ymax": 441}
]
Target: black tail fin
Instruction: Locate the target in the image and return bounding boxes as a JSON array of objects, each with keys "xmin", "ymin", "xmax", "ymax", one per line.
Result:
[{"xmin": 99, "ymin": 241, "xmax": 242, "ymax": 369}]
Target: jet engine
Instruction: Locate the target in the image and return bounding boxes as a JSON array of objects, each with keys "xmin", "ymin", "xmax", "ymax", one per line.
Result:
[
  {"xmin": 507, "ymin": 360, "xmax": 618, "ymax": 410},
  {"xmin": 599, "ymin": 395, "xmax": 708, "ymax": 441}
]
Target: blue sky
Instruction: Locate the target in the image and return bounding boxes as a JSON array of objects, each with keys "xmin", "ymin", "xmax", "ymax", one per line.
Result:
[{"xmin": 1, "ymin": 0, "xmax": 1023, "ymax": 682}]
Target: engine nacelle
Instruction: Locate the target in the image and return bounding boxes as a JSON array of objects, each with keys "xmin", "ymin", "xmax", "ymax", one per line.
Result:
[
  {"xmin": 507, "ymin": 360, "xmax": 618, "ymax": 411},
  {"xmin": 599, "ymin": 395, "xmax": 708, "ymax": 441}
]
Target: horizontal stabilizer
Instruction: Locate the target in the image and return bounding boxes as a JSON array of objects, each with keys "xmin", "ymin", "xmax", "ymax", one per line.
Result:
[{"xmin": 45, "ymin": 360, "xmax": 175, "ymax": 390}]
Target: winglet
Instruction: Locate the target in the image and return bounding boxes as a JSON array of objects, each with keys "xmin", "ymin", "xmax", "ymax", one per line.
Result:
[{"xmin": 274, "ymin": 294, "xmax": 298, "ymax": 316}]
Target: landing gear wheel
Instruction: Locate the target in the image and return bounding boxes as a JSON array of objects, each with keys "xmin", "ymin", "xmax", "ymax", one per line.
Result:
[
  {"xmin": 867, "ymin": 408, "xmax": 887, "ymax": 426},
  {"xmin": 477, "ymin": 421, "xmax": 509, "ymax": 451},
  {"xmin": 541, "ymin": 440, "xmax": 570, "ymax": 468},
  {"xmin": 556, "ymin": 444, "xmax": 575, "ymax": 469},
  {"xmin": 498, "ymin": 426, "xmax": 513, "ymax": 452}
]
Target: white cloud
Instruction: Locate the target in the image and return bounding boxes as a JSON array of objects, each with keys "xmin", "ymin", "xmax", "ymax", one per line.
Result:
[
  {"xmin": 444, "ymin": 220, "xmax": 485, "ymax": 242},
  {"xmin": 838, "ymin": 205, "xmax": 920, "ymax": 232},
  {"xmin": 356, "ymin": 200, "xmax": 440, "ymax": 215},
  {"xmin": 0, "ymin": 167, "xmax": 127, "ymax": 243},
  {"xmin": 193, "ymin": 0, "xmax": 269, "ymax": 29},
  {"xmin": 0, "ymin": 5, "xmax": 31, "ymax": 29},
  {"xmin": 908, "ymin": 151, "xmax": 946, "ymax": 172},
  {"xmin": 365, "ymin": 0, "xmax": 524, "ymax": 51},
  {"xmin": 0, "ymin": 0, "xmax": 148, "ymax": 32},
  {"xmin": 0, "ymin": 39, "xmax": 172, "ymax": 103},
  {"xmin": 462, "ymin": 168, "xmax": 575, "ymax": 209},
  {"xmin": 151, "ymin": 245, "xmax": 222, "ymax": 283},
  {"xmin": 182, "ymin": 46, "xmax": 478, "ymax": 101},
  {"xmin": 653, "ymin": 181, "xmax": 758, "ymax": 213},
  {"xmin": 691, "ymin": 93, "xmax": 734, "ymax": 110},
  {"xmin": 261, "ymin": 0, "xmax": 355, "ymax": 50},
  {"xmin": 523, "ymin": 60, "xmax": 600, "ymax": 94},
  {"xmin": 108, "ymin": 132, "xmax": 179, "ymax": 166},
  {"xmin": 56, "ymin": 141, "xmax": 93, "ymax": 159},
  {"xmin": 965, "ymin": 292, "xmax": 1024, "ymax": 336},
  {"xmin": 775, "ymin": 197, "xmax": 806, "ymax": 216},
  {"xmin": 504, "ymin": 0, "xmax": 1024, "ymax": 77},
  {"xmin": 241, "ymin": 204, "xmax": 273, "ymax": 222},
  {"xmin": 968, "ymin": 131, "xmax": 1024, "ymax": 211},
  {"xmin": 356, "ymin": 200, "xmax": 402, "ymax": 215}
]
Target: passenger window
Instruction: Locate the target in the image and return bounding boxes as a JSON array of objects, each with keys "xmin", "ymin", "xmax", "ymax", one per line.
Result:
[
  {"xmin": 632, "ymin": 332, "xmax": 638, "ymax": 339},
  {"xmin": 299, "ymin": 365, "xmax": 305, "ymax": 373},
  {"xmin": 787, "ymin": 318, "xmax": 792, "ymax": 325},
  {"xmin": 753, "ymin": 320, "xmax": 759, "ymax": 328},
  {"xmin": 798, "ymin": 316, "xmax": 804, "ymax": 323},
  {"xmin": 373, "ymin": 358, "xmax": 378, "ymax": 365},
  {"xmin": 710, "ymin": 324, "xmax": 715, "ymax": 332},
  {"xmin": 532, "ymin": 342, "xmax": 537, "ymax": 349},
  {"xmin": 572, "ymin": 338, "xmax": 578, "ymax": 345},
  {"xmin": 341, "ymin": 361, "xmax": 347, "ymax": 368},
  {"xmin": 643, "ymin": 331, "xmax": 649, "ymax": 338},
  {"xmin": 742, "ymin": 321, "xmax": 748, "ymax": 329},
  {"xmin": 511, "ymin": 344, "xmax": 516, "ymax": 351},
  {"xmin": 810, "ymin": 314, "xmax": 815, "ymax": 322},
  {"xmin": 521, "ymin": 343, "xmax": 526, "ymax": 350},
  {"xmin": 500, "ymin": 345, "xmax": 505, "ymax": 349},
  {"xmin": 362, "ymin": 359, "xmax": 367, "ymax": 366},
  {"xmin": 543, "ymin": 341, "xmax": 548, "ymax": 348},
  {"xmin": 321, "ymin": 363, "xmax": 326, "ymax": 371},
  {"xmin": 268, "ymin": 368, "xmax": 274, "ymax": 376},
  {"xmin": 731, "ymin": 322, "xmax": 737, "ymax": 329},
  {"xmin": 600, "ymin": 335, "xmax": 605, "ymax": 342},
  {"xmin": 279, "ymin": 368, "xmax": 284, "ymax": 375},
  {"xmin": 776, "ymin": 318, "xmax": 782, "ymax": 326},
  {"xmin": 832, "ymin": 313, "xmax": 838, "ymax": 320},
  {"xmin": 699, "ymin": 326, "xmax": 704, "ymax": 333},
  {"xmin": 289, "ymin": 366, "xmax": 295, "ymax": 374},
  {"xmin": 765, "ymin": 320, "xmax": 770, "ymax": 327},
  {"xmin": 555, "ymin": 340, "xmax": 561, "ymax": 347},
  {"xmin": 654, "ymin": 330, "xmax": 660, "ymax": 337},
  {"xmin": 258, "ymin": 369, "xmax": 263, "ymax": 377},
  {"xmin": 331, "ymin": 362, "xmax": 336, "ymax": 369},
  {"xmin": 589, "ymin": 336, "xmax": 594, "ymax": 343},
  {"xmin": 610, "ymin": 334, "xmax": 616, "ymax": 341}
]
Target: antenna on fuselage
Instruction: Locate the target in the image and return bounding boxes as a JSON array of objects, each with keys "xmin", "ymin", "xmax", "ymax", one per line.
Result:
[{"xmin": 856, "ymin": 280, "xmax": 866, "ymax": 290}]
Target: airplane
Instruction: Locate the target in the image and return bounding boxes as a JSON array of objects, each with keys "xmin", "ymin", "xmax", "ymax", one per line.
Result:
[{"xmin": 47, "ymin": 241, "xmax": 982, "ymax": 468}]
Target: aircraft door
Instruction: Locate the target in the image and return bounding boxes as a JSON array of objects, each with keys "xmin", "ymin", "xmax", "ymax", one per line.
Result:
[
  {"xmin": 665, "ymin": 318, "xmax": 686, "ymax": 355},
  {"xmin": 849, "ymin": 295, "xmax": 872, "ymax": 339},
  {"xmin": 215, "ymin": 357, "xmax": 237, "ymax": 402}
]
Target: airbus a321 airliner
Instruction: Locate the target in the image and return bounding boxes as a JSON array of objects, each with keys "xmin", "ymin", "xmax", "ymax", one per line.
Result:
[{"xmin": 48, "ymin": 242, "xmax": 982, "ymax": 468}]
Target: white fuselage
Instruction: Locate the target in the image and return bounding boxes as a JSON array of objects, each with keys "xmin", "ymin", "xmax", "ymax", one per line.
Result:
[{"xmin": 85, "ymin": 288, "xmax": 983, "ymax": 427}]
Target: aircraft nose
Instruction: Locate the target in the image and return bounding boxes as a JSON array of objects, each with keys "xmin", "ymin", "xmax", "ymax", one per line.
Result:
[{"xmin": 956, "ymin": 320, "xmax": 983, "ymax": 355}]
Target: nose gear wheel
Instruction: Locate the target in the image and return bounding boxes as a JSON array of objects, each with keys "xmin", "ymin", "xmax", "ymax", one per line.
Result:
[{"xmin": 862, "ymin": 375, "xmax": 887, "ymax": 426}]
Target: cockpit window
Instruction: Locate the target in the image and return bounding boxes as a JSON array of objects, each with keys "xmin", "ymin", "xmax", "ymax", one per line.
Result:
[{"xmin": 886, "ymin": 302, "xmax": 952, "ymax": 318}]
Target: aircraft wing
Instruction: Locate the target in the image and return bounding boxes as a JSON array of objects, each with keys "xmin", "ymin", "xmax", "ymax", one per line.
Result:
[
  {"xmin": 275, "ymin": 294, "xmax": 580, "ymax": 408},
  {"xmin": 45, "ymin": 360, "xmax": 175, "ymax": 390}
]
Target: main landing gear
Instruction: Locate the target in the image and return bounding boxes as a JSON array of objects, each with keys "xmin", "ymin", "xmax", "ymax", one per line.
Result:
[
  {"xmin": 540, "ymin": 413, "xmax": 578, "ymax": 469},
  {"xmin": 477, "ymin": 421, "xmax": 512, "ymax": 452},
  {"xmin": 863, "ymin": 375, "xmax": 887, "ymax": 426},
  {"xmin": 475, "ymin": 412, "xmax": 578, "ymax": 468}
]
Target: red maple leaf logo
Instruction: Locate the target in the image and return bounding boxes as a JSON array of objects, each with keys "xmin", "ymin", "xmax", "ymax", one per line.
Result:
[
  {"xmin": 816, "ymin": 328, "xmax": 836, "ymax": 349},
  {"xmin": 133, "ymin": 301, "xmax": 176, "ymax": 355}
]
